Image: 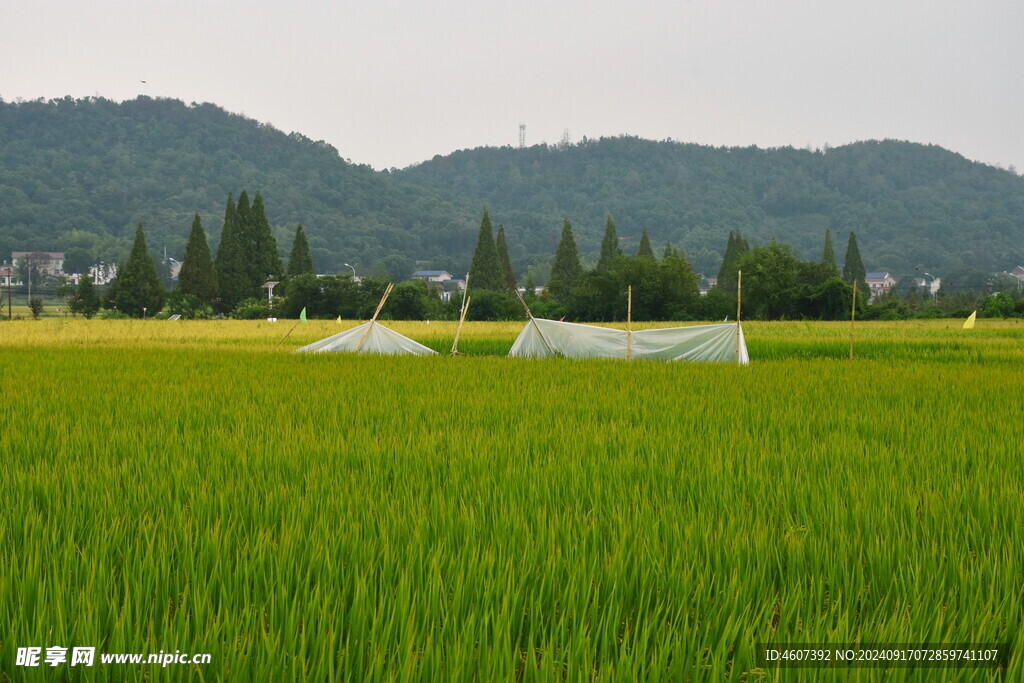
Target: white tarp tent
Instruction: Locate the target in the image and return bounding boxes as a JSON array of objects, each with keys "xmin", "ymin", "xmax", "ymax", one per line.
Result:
[
  {"xmin": 293, "ymin": 321, "xmax": 437, "ymax": 356},
  {"xmin": 508, "ymin": 318, "xmax": 749, "ymax": 364}
]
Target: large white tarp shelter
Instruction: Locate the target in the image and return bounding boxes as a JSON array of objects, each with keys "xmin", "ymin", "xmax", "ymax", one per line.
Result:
[
  {"xmin": 293, "ymin": 321, "xmax": 437, "ymax": 356},
  {"xmin": 508, "ymin": 318, "xmax": 749, "ymax": 364}
]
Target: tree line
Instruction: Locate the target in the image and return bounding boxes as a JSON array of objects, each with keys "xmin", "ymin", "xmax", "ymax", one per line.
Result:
[
  {"xmin": 56, "ymin": 201, "xmax": 1024, "ymax": 322},
  {"xmin": 454, "ymin": 209, "xmax": 1024, "ymax": 322}
]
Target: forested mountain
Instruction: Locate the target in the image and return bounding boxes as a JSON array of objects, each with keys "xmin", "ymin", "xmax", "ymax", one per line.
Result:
[
  {"xmin": 398, "ymin": 137, "xmax": 1024, "ymax": 277},
  {"xmin": 2, "ymin": 96, "xmax": 1023, "ymax": 281},
  {"xmin": 0, "ymin": 96, "xmax": 480, "ymax": 276}
]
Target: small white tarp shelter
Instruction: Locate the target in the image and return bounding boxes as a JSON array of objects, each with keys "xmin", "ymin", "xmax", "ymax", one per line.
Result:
[
  {"xmin": 293, "ymin": 321, "xmax": 437, "ymax": 356},
  {"xmin": 508, "ymin": 318, "xmax": 749, "ymax": 364}
]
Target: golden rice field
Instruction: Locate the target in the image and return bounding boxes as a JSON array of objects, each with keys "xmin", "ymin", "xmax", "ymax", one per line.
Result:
[{"xmin": 1, "ymin": 319, "xmax": 1022, "ymax": 681}]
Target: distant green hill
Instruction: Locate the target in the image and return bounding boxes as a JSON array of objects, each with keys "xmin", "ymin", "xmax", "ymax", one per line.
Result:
[
  {"xmin": 397, "ymin": 136, "xmax": 1024, "ymax": 278},
  {"xmin": 0, "ymin": 96, "xmax": 479, "ymax": 277},
  {"xmin": 2, "ymin": 96, "xmax": 1022, "ymax": 282}
]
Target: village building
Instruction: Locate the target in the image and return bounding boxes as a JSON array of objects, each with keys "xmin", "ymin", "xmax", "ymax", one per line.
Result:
[
  {"xmin": 12, "ymin": 251, "xmax": 65, "ymax": 278},
  {"xmin": 865, "ymin": 272, "xmax": 896, "ymax": 300}
]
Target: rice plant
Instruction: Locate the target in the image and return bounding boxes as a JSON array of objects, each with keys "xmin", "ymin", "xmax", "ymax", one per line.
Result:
[{"xmin": 0, "ymin": 320, "xmax": 1021, "ymax": 680}]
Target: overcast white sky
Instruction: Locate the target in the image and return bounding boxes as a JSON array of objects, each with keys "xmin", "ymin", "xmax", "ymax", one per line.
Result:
[{"xmin": 2, "ymin": 0, "xmax": 1022, "ymax": 172}]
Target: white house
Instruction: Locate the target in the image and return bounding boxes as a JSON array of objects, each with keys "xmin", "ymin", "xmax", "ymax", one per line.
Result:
[
  {"xmin": 12, "ymin": 251, "xmax": 65, "ymax": 278},
  {"xmin": 698, "ymin": 277, "xmax": 717, "ymax": 296},
  {"xmin": 88, "ymin": 262, "xmax": 118, "ymax": 286},
  {"xmin": 1, "ymin": 264, "xmax": 19, "ymax": 288},
  {"xmin": 412, "ymin": 270, "xmax": 453, "ymax": 284},
  {"xmin": 865, "ymin": 272, "xmax": 896, "ymax": 299},
  {"xmin": 438, "ymin": 278, "xmax": 467, "ymax": 302},
  {"xmin": 913, "ymin": 276, "xmax": 941, "ymax": 297}
]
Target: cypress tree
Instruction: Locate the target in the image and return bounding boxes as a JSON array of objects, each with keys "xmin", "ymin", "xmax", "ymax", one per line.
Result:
[
  {"xmin": 250, "ymin": 191, "xmax": 283, "ymax": 293},
  {"xmin": 495, "ymin": 225, "xmax": 517, "ymax": 291},
  {"xmin": 234, "ymin": 190, "xmax": 255, "ymax": 294},
  {"xmin": 842, "ymin": 231, "xmax": 869, "ymax": 296},
  {"xmin": 716, "ymin": 231, "xmax": 749, "ymax": 294},
  {"xmin": 214, "ymin": 193, "xmax": 249, "ymax": 313},
  {"xmin": 547, "ymin": 218, "xmax": 582, "ymax": 302},
  {"xmin": 236, "ymin": 190, "xmax": 253, "ymax": 242},
  {"xmin": 467, "ymin": 208, "xmax": 504, "ymax": 292},
  {"xmin": 718, "ymin": 233, "xmax": 735, "ymax": 276},
  {"xmin": 663, "ymin": 241, "xmax": 677, "ymax": 259},
  {"xmin": 822, "ymin": 229, "xmax": 837, "ymax": 271},
  {"xmin": 287, "ymin": 224, "xmax": 315, "ymax": 277},
  {"xmin": 637, "ymin": 229, "xmax": 656, "ymax": 259},
  {"xmin": 109, "ymin": 224, "xmax": 165, "ymax": 317},
  {"xmin": 178, "ymin": 213, "xmax": 218, "ymax": 305},
  {"xmin": 597, "ymin": 215, "xmax": 622, "ymax": 271}
]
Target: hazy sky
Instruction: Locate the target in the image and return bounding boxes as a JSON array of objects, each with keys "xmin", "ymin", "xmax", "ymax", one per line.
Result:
[{"xmin": 3, "ymin": 0, "xmax": 1021, "ymax": 172}]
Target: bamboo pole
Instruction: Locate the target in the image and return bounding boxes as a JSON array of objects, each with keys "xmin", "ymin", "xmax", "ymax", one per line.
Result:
[
  {"xmin": 450, "ymin": 275, "xmax": 471, "ymax": 355},
  {"xmin": 849, "ymin": 280, "xmax": 857, "ymax": 363},
  {"xmin": 450, "ymin": 295, "xmax": 471, "ymax": 355},
  {"xmin": 626, "ymin": 285, "xmax": 633, "ymax": 361},
  {"xmin": 355, "ymin": 282, "xmax": 394, "ymax": 352},
  {"xmin": 735, "ymin": 270, "xmax": 742, "ymax": 365},
  {"xmin": 512, "ymin": 287, "xmax": 557, "ymax": 356},
  {"xmin": 273, "ymin": 318, "xmax": 303, "ymax": 349}
]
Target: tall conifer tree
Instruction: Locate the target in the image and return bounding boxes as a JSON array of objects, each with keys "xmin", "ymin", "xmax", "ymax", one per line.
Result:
[
  {"xmin": 235, "ymin": 190, "xmax": 253, "ymax": 239},
  {"xmin": 467, "ymin": 208, "xmax": 504, "ymax": 291},
  {"xmin": 495, "ymin": 225, "xmax": 517, "ymax": 292},
  {"xmin": 214, "ymin": 193, "xmax": 249, "ymax": 313},
  {"xmin": 842, "ymin": 231, "xmax": 869, "ymax": 295},
  {"xmin": 637, "ymin": 229, "xmax": 656, "ymax": 259},
  {"xmin": 597, "ymin": 215, "xmax": 622, "ymax": 271},
  {"xmin": 822, "ymin": 229, "xmax": 837, "ymax": 271},
  {"xmin": 716, "ymin": 231, "xmax": 749, "ymax": 294},
  {"xmin": 287, "ymin": 224, "xmax": 315, "ymax": 277},
  {"xmin": 178, "ymin": 213, "xmax": 218, "ymax": 305},
  {"xmin": 109, "ymin": 224, "xmax": 165, "ymax": 317},
  {"xmin": 250, "ymin": 192, "xmax": 283, "ymax": 292},
  {"xmin": 547, "ymin": 218, "xmax": 582, "ymax": 302}
]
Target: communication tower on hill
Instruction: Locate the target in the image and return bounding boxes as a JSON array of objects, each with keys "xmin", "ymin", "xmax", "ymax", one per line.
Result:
[{"xmin": 518, "ymin": 124, "xmax": 526, "ymax": 149}]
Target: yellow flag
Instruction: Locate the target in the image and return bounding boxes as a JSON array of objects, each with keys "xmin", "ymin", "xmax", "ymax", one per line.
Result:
[{"xmin": 963, "ymin": 311, "xmax": 976, "ymax": 329}]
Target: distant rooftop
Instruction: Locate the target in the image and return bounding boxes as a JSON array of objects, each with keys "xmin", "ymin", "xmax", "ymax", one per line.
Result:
[{"xmin": 13, "ymin": 251, "xmax": 64, "ymax": 259}]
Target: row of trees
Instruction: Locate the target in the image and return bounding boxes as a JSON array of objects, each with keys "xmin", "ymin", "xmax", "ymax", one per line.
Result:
[
  {"xmin": 72, "ymin": 191, "xmax": 316, "ymax": 318},
  {"xmin": 457, "ymin": 208, "xmax": 874, "ymax": 322},
  {"xmin": 58, "ymin": 196, "xmax": 1021, "ymax": 322}
]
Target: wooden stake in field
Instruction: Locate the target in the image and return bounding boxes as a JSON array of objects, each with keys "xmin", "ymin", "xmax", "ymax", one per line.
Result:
[
  {"xmin": 850, "ymin": 280, "xmax": 857, "ymax": 362},
  {"xmin": 355, "ymin": 282, "xmax": 394, "ymax": 352},
  {"xmin": 625, "ymin": 285, "xmax": 633, "ymax": 361},
  {"xmin": 513, "ymin": 287, "xmax": 557, "ymax": 356},
  {"xmin": 735, "ymin": 270, "xmax": 742, "ymax": 365},
  {"xmin": 450, "ymin": 275, "xmax": 471, "ymax": 355},
  {"xmin": 273, "ymin": 309, "xmax": 306, "ymax": 349}
]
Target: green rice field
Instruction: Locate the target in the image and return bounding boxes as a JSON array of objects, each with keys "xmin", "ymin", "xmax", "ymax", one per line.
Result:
[{"xmin": 1, "ymin": 319, "xmax": 1022, "ymax": 681}]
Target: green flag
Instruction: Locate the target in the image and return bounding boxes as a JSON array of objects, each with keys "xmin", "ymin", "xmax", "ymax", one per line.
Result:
[{"xmin": 299, "ymin": 307, "xmax": 307, "ymax": 322}]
